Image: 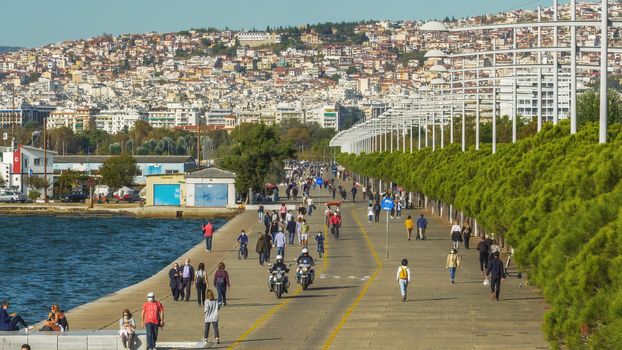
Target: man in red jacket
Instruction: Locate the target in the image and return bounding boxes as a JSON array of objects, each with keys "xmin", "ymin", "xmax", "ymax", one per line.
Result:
[
  {"xmin": 203, "ymin": 221, "xmax": 214, "ymax": 252},
  {"xmin": 329, "ymin": 213, "xmax": 341, "ymax": 239}
]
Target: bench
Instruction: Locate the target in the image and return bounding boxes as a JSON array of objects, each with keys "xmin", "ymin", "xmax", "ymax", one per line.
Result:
[{"xmin": 0, "ymin": 330, "xmax": 147, "ymax": 350}]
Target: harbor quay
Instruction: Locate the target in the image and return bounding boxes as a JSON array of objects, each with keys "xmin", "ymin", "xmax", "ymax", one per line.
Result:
[{"xmin": 12, "ymin": 182, "xmax": 548, "ymax": 350}]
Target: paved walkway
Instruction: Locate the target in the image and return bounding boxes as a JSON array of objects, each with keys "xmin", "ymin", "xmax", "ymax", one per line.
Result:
[{"xmin": 64, "ymin": 180, "xmax": 547, "ymax": 349}]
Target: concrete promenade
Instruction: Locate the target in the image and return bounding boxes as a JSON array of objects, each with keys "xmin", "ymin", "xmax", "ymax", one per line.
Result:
[{"xmin": 63, "ymin": 183, "xmax": 548, "ymax": 349}]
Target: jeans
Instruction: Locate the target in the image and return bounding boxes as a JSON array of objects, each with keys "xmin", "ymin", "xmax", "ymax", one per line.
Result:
[
  {"xmin": 374, "ymin": 212, "xmax": 380, "ymax": 222},
  {"xmin": 277, "ymin": 246, "xmax": 285, "ymax": 258},
  {"xmin": 259, "ymin": 252, "xmax": 266, "ymax": 265},
  {"xmin": 399, "ymin": 279, "xmax": 408, "ymax": 298},
  {"xmin": 490, "ymin": 276, "xmax": 502, "ymax": 299},
  {"xmin": 216, "ymin": 283, "xmax": 227, "ymax": 305},
  {"xmin": 181, "ymin": 278, "xmax": 192, "ymax": 301},
  {"xmin": 448, "ymin": 267, "xmax": 456, "ymax": 281},
  {"xmin": 288, "ymin": 231, "xmax": 295, "ymax": 245},
  {"xmin": 204, "ymin": 321, "xmax": 219, "ymax": 339},
  {"xmin": 307, "ymin": 205, "xmax": 313, "ymax": 215},
  {"xmin": 258, "ymin": 212, "xmax": 264, "ymax": 222},
  {"xmin": 479, "ymin": 252, "xmax": 489, "ymax": 272},
  {"xmin": 352, "ymin": 193, "xmax": 356, "ymax": 202},
  {"xmin": 196, "ymin": 282, "xmax": 206, "ymax": 305},
  {"xmin": 146, "ymin": 323, "xmax": 158, "ymax": 349},
  {"xmin": 171, "ymin": 287, "xmax": 179, "ymax": 301},
  {"xmin": 205, "ymin": 236, "xmax": 213, "ymax": 251},
  {"xmin": 463, "ymin": 235, "xmax": 471, "ymax": 249},
  {"xmin": 368, "ymin": 214, "xmax": 373, "ymax": 222}
]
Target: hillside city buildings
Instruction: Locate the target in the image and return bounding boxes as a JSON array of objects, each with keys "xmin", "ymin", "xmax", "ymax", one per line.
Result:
[{"xmin": 0, "ymin": 2, "xmax": 621, "ymax": 138}]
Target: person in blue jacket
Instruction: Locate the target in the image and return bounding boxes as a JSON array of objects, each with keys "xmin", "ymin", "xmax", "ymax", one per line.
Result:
[{"xmin": 0, "ymin": 301, "xmax": 30, "ymax": 331}]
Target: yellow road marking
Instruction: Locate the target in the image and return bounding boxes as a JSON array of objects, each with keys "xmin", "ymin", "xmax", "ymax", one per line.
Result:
[
  {"xmin": 321, "ymin": 209, "xmax": 383, "ymax": 350},
  {"xmin": 227, "ymin": 222, "xmax": 330, "ymax": 349}
]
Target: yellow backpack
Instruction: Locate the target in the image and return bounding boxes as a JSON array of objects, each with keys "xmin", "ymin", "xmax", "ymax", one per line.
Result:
[{"xmin": 399, "ymin": 267, "xmax": 408, "ymax": 279}]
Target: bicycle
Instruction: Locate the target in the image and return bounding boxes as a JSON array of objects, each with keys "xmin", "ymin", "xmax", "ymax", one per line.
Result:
[
  {"xmin": 317, "ymin": 241, "xmax": 324, "ymax": 258},
  {"xmin": 238, "ymin": 243, "xmax": 248, "ymax": 260}
]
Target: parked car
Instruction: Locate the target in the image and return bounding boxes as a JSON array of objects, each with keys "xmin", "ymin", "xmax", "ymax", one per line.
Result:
[
  {"xmin": 62, "ymin": 191, "xmax": 87, "ymax": 203},
  {"xmin": 0, "ymin": 191, "xmax": 28, "ymax": 203}
]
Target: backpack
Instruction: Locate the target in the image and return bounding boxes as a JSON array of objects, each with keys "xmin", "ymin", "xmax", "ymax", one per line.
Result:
[{"xmin": 399, "ymin": 267, "xmax": 408, "ymax": 280}]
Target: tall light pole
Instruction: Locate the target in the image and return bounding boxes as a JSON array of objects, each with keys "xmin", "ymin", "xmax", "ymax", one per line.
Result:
[{"xmin": 599, "ymin": 0, "xmax": 608, "ymax": 144}]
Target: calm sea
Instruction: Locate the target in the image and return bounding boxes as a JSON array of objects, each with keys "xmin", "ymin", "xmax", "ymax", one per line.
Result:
[{"xmin": 0, "ymin": 215, "xmax": 225, "ymax": 324}]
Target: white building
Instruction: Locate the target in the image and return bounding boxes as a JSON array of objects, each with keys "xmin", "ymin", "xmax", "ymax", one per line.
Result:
[
  {"xmin": 147, "ymin": 103, "xmax": 199, "ymax": 129},
  {"xmin": 95, "ymin": 109, "xmax": 147, "ymax": 134},
  {"xmin": 499, "ymin": 76, "xmax": 571, "ymax": 122},
  {"xmin": 307, "ymin": 104, "xmax": 341, "ymax": 130},
  {"xmin": 1, "ymin": 145, "xmax": 55, "ymax": 198}
]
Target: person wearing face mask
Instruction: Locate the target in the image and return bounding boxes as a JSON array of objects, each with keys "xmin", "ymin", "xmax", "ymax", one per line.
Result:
[
  {"xmin": 118, "ymin": 309, "xmax": 136, "ymax": 349},
  {"xmin": 168, "ymin": 263, "xmax": 182, "ymax": 301}
]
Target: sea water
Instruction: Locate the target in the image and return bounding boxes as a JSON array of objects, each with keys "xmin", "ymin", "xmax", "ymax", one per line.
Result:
[{"xmin": 0, "ymin": 215, "xmax": 225, "ymax": 324}]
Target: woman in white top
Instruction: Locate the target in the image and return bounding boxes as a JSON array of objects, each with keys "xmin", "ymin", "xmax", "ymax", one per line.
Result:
[
  {"xmin": 118, "ymin": 309, "xmax": 136, "ymax": 349},
  {"xmin": 367, "ymin": 205, "xmax": 374, "ymax": 223},
  {"xmin": 203, "ymin": 290, "xmax": 220, "ymax": 344},
  {"xmin": 396, "ymin": 258, "xmax": 412, "ymax": 302}
]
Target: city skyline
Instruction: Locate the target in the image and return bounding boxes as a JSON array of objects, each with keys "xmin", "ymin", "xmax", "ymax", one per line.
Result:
[{"xmin": 2, "ymin": 0, "xmax": 554, "ymax": 47}]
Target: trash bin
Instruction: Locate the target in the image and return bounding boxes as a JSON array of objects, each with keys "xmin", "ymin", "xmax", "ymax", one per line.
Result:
[{"xmin": 176, "ymin": 211, "xmax": 183, "ymax": 218}]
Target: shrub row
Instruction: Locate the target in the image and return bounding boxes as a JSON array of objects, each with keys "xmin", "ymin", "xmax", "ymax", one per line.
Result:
[{"xmin": 338, "ymin": 122, "xmax": 622, "ymax": 348}]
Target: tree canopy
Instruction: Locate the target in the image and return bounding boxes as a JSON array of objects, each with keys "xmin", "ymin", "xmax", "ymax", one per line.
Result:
[
  {"xmin": 220, "ymin": 123, "xmax": 295, "ymax": 193},
  {"xmin": 99, "ymin": 154, "xmax": 139, "ymax": 190}
]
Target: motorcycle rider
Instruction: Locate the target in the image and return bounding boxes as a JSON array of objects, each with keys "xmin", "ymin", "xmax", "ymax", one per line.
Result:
[
  {"xmin": 269, "ymin": 255, "xmax": 290, "ymax": 293},
  {"xmin": 296, "ymin": 248, "xmax": 316, "ymax": 283}
]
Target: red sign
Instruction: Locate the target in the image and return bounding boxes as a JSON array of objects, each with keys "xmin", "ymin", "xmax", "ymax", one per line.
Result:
[{"xmin": 12, "ymin": 144, "xmax": 21, "ymax": 174}]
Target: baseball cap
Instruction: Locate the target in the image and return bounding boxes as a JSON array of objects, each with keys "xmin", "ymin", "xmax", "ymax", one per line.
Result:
[{"xmin": 147, "ymin": 292, "xmax": 154, "ymax": 299}]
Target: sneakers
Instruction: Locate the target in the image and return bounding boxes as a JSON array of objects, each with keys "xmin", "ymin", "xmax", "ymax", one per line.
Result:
[
  {"xmin": 491, "ymin": 293, "xmax": 496, "ymax": 301},
  {"xmin": 402, "ymin": 295, "xmax": 406, "ymax": 302},
  {"xmin": 216, "ymin": 337, "xmax": 220, "ymax": 344},
  {"xmin": 203, "ymin": 338, "xmax": 208, "ymax": 343},
  {"xmin": 450, "ymin": 279, "xmax": 454, "ymax": 284}
]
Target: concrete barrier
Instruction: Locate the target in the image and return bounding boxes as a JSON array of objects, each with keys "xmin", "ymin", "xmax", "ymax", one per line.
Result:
[{"xmin": 0, "ymin": 330, "xmax": 147, "ymax": 350}]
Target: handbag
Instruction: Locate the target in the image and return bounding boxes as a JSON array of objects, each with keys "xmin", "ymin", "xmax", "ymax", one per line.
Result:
[{"xmin": 483, "ymin": 277, "xmax": 490, "ymax": 286}]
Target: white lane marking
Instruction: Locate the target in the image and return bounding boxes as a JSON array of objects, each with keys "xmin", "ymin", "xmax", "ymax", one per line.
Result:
[
  {"xmin": 334, "ymin": 275, "xmax": 341, "ymax": 279},
  {"xmin": 348, "ymin": 276, "xmax": 356, "ymax": 279}
]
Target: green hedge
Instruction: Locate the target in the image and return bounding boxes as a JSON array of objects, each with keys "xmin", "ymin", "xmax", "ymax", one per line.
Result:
[{"xmin": 338, "ymin": 122, "xmax": 622, "ymax": 349}]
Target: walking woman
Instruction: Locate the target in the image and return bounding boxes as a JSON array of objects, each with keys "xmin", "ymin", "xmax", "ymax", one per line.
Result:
[
  {"xmin": 404, "ymin": 215, "xmax": 414, "ymax": 240},
  {"xmin": 256, "ymin": 232, "xmax": 267, "ymax": 266},
  {"xmin": 462, "ymin": 223, "xmax": 472, "ymax": 250},
  {"xmin": 446, "ymin": 248, "xmax": 461, "ymax": 284},
  {"xmin": 203, "ymin": 290, "xmax": 220, "ymax": 344},
  {"xmin": 118, "ymin": 309, "xmax": 136, "ymax": 349},
  {"xmin": 195, "ymin": 263, "xmax": 208, "ymax": 306},
  {"xmin": 213, "ymin": 262, "xmax": 230, "ymax": 306}
]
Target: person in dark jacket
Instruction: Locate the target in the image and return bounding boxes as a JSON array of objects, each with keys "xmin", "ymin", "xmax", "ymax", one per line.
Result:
[
  {"xmin": 256, "ymin": 232, "xmax": 267, "ymax": 266},
  {"xmin": 462, "ymin": 223, "xmax": 472, "ymax": 249},
  {"xmin": 476, "ymin": 236, "xmax": 490, "ymax": 274},
  {"xmin": 213, "ymin": 262, "xmax": 230, "ymax": 306},
  {"xmin": 286, "ymin": 218, "xmax": 297, "ymax": 246},
  {"xmin": 180, "ymin": 258, "xmax": 195, "ymax": 302},
  {"xmin": 168, "ymin": 263, "xmax": 182, "ymax": 301},
  {"xmin": 373, "ymin": 201, "xmax": 381, "ymax": 222},
  {"xmin": 0, "ymin": 301, "xmax": 30, "ymax": 331},
  {"xmin": 486, "ymin": 252, "xmax": 505, "ymax": 301}
]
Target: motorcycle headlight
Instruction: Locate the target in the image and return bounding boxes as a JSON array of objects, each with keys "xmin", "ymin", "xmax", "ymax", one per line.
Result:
[
  {"xmin": 277, "ymin": 273, "xmax": 282, "ymax": 278},
  {"xmin": 302, "ymin": 267, "xmax": 308, "ymax": 272}
]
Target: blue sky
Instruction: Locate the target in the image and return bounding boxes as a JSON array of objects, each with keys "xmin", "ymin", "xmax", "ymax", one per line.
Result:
[{"xmin": 2, "ymin": 0, "xmax": 552, "ymax": 47}]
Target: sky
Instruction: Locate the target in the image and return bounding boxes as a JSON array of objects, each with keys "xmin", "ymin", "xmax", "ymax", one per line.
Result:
[{"xmin": 1, "ymin": 0, "xmax": 553, "ymax": 48}]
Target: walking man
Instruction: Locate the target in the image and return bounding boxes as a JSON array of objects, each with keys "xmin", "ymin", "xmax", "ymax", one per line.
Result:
[
  {"xmin": 486, "ymin": 252, "xmax": 505, "ymax": 301},
  {"xmin": 141, "ymin": 292, "xmax": 164, "ymax": 350},
  {"xmin": 202, "ymin": 221, "xmax": 214, "ymax": 252},
  {"xmin": 274, "ymin": 229, "xmax": 286, "ymax": 258},
  {"xmin": 373, "ymin": 201, "xmax": 381, "ymax": 222},
  {"xmin": 396, "ymin": 258, "xmax": 411, "ymax": 302},
  {"xmin": 416, "ymin": 214, "xmax": 428, "ymax": 240},
  {"xmin": 168, "ymin": 263, "xmax": 182, "ymax": 301},
  {"xmin": 180, "ymin": 258, "xmax": 195, "ymax": 302},
  {"xmin": 477, "ymin": 236, "xmax": 490, "ymax": 274}
]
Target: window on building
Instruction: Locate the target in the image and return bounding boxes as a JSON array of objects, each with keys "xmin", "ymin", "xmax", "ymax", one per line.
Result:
[
  {"xmin": 165, "ymin": 170, "xmax": 179, "ymax": 174},
  {"xmin": 34, "ymin": 158, "xmax": 41, "ymax": 166}
]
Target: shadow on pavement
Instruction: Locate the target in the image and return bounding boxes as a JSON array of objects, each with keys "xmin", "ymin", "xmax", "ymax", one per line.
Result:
[
  {"xmin": 501, "ymin": 296, "xmax": 544, "ymax": 301},
  {"xmin": 411, "ymin": 297, "xmax": 458, "ymax": 302},
  {"xmin": 288, "ymin": 294, "xmax": 332, "ymax": 299}
]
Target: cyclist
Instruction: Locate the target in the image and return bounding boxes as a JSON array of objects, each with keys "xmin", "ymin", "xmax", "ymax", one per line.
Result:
[
  {"xmin": 237, "ymin": 230, "xmax": 249, "ymax": 257},
  {"xmin": 315, "ymin": 231, "xmax": 325, "ymax": 257},
  {"xmin": 329, "ymin": 212, "xmax": 341, "ymax": 238}
]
